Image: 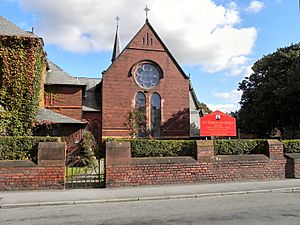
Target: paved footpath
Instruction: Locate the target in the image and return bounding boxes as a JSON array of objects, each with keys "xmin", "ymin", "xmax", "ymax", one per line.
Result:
[{"xmin": 1, "ymin": 179, "xmax": 300, "ymax": 208}]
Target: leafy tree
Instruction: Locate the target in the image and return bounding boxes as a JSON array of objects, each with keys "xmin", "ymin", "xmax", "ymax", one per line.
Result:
[
  {"xmin": 67, "ymin": 131, "xmax": 98, "ymax": 167},
  {"xmin": 126, "ymin": 107, "xmax": 148, "ymax": 138},
  {"xmin": 238, "ymin": 43, "xmax": 300, "ymax": 138},
  {"xmin": 197, "ymin": 102, "xmax": 212, "ymax": 114}
]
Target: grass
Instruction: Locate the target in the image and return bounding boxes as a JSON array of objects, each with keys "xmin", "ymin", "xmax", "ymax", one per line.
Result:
[{"xmin": 66, "ymin": 167, "xmax": 88, "ymax": 177}]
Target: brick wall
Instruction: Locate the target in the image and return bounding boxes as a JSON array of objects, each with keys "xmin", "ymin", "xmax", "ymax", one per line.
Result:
[
  {"xmin": 83, "ymin": 111, "xmax": 102, "ymax": 143},
  {"xmin": 105, "ymin": 140, "xmax": 292, "ymax": 188},
  {"xmin": 0, "ymin": 142, "xmax": 66, "ymax": 191},
  {"xmin": 296, "ymin": 159, "xmax": 300, "ymax": 178},
  {"xmin": 0, "ymin": 165, "xmax": 65, "ymax": 190},
  {"xmin": 285, "ymin": 153, "xmax": 300, "ymax": 178},
  {"xmin": 102, "ymin": 22, "xmax": 190, "ymax": 139},
  {"xmin": 44, "ymin": 85, "xmax": 83, "ymax": 121}
]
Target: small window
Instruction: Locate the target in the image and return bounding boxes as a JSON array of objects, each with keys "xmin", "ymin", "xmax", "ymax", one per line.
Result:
[
  {"xmin": 146, "ymin": 33, "xmax": 149, "ymax": 45},
  {"xmin": 151, "ymin": 93, "xmax": 161, "ymax": 137}
]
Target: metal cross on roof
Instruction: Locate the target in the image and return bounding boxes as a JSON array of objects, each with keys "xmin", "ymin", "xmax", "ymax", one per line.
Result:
[
  {"xmin": 115, "ymin": 16, "xmax": 120, "ymax": 26},
  {"xmin": 144, "ymin": 5, "xmax": 150, "ymax": 19}
]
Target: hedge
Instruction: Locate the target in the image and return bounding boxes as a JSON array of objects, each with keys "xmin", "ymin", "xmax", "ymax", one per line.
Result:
[
  {"xmin": 102, "ymin": 139, "xmax": 197, "ymax": 158},
  {"xmin": 282, "ymin": 140, "xmax": 300, "ymax": 153},
  {"xmin": 102, "ymin": 138, "xmax": 300, "ymax": 158},
  {"xmin": 131, "ymin": 139, "xmax": 197, "ymax": 157},
  {"xmin": 213, "ymin": 139, "xmax": 267, "ymax": 155},
  {"xmin": 0, "ymin": 136, "xmax": 61, "ymax": 160}
]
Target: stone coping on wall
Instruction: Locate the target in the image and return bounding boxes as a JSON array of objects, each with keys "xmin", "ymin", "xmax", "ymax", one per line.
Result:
[
  {"xmin": 131, "ymin": 156, "xmax": 197, "ymax": 165},
  {"xmin": 285, "ymin": 153, "xmax": 300, "ymax": 159},
  {"xmin": 0, "ymin": 160, "xmax": 37, "ymax": 168},
  {"xmin": 213, "ymin": 154, "xmax": 269, "ymax": 162}
]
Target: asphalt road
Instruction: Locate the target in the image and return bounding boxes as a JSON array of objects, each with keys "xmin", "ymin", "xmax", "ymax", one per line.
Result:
[{"xmin": 1, "ymin": 191, "xmax": 300, "ymax": 225}]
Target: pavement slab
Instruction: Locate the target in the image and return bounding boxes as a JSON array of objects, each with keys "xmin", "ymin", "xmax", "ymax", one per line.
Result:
[{"xmin": 0, "ymin": 179, "xmax": 300, "ymax": 208}]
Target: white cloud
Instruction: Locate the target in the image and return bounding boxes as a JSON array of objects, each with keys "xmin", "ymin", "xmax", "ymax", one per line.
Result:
[
  {"xmin": 207, "ymin": 103, "xmax": 239, "ymax": 113},
  {"xmin": 214, "ymin": 89, "xmax": 242, "ymax": 102},
  {"xmin": 246, "ymin": 1, "xmax": 264, "ymax": 13},
  {"xmin": 19, "ymin": 0, "xmax": 257, "ymax": 74},
  {"xmin": 210, "ymin": 89, "xmax": 243, "ymax": 112}
]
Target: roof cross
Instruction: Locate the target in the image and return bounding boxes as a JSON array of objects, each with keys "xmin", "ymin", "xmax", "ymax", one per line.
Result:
[
  {"xmin": 144, "ymin": 5, "xmax": 150, "ymax": 20},
  {"xmin": 115, "ymin": 16, "xmax": 120, "ymax": 27}
]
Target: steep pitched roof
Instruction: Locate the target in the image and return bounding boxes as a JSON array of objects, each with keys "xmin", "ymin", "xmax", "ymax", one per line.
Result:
[
  {"xmin": 45, "ymin": 61, "xmax": 83, "ymax": 86},
  {"xmin": 0, "ymin": 16, "xmax": 37, "ymax": 37},
  {"xmin": 189, "ymin": 80, "xmax": 200, "ymax": 110},
  {"xmin": 35, "ymin": 108, "xmax": 86, "ymax": 124},
  {"xmin": 111, "ymin": 23, "xmax": 121, "ymax": 62},
  {"xmin": 105, "ymin": 19, "xmax": 189, "ymax": 79}
]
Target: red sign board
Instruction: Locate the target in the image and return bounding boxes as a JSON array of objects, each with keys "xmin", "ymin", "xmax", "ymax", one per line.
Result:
[{"xmin": 200, "ymin": 110, "xmax": 236, "ymax": 137}]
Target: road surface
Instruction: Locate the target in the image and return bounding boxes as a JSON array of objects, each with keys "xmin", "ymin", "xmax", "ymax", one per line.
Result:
[{"xmin": 1, "ymin": 191, "xmax": 300, "ymax": 225}]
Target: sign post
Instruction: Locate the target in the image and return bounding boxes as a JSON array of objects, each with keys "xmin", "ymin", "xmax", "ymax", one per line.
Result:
[{"xmin": 200, "ymin": 110, "xmax": 236, "ymax": 137}]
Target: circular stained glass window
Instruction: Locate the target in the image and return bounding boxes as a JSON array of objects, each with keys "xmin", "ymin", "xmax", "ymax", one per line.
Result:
[{"xmin": 134, "ymin": 63, "xmax": 160, "ymax": 89}]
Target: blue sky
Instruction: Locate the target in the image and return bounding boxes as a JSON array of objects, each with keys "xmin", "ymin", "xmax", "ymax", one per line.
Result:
[{"xmin": 1, "ymin": 0, "xmax": 299, "ymax": 112}]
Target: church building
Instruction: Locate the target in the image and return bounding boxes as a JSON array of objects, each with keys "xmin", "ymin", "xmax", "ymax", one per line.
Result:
[
  {"xmin": 0, "ymin": 14, "xmax": 201, "ymax": 150},
  {"xmin": 102, "ymin": 18, "xmax": 195, "ymax": 139}
]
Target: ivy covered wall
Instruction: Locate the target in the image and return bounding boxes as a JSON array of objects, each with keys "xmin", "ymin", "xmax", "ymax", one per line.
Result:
[{"xmin": 0, "ymin": 36, "xmax": 47, "ymax": 136}]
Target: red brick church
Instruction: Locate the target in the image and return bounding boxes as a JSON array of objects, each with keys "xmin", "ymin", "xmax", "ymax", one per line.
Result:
[
  {"xmin": 103, "ymin": 18, "xmax": 194, "ymax": 139},
  {"xmin": 0, "ymin": 15, "xmax": 201, "ymax": 149}
]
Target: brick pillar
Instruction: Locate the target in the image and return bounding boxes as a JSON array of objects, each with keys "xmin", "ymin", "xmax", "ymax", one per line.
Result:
[
  {"xmin": 38, "ymin": 142, "xmax": 66, "ymax": 189},
  {"xmin": 38, "ymin": 142, "xmax": 66, "ymax": 166},
  {"xmin": 295, "ymin": 158, "xmax": 300, "ymax": 178},
  {"xmin": 105, "ymin": 141, "xmax": 131, "ymax": 187},
  {"xmin": 285, "ymin": 154, "xmax": 300, "ymax": 178},
  {"xmin": 196, "ymin": 140, "xmax": 214, "ymax": 162},
  {"xmin": 267, "ymin": 140, "xmax": 284, "ymax": 160}
]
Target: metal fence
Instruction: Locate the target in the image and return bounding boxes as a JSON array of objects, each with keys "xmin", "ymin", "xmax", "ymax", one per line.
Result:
[{"xmin": 66, "ymin": 158, "xmax": 105, "ymax": 189}]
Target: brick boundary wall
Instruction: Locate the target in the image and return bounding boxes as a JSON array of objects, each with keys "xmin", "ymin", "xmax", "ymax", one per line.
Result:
[
  {"xmin": 105, "ymin": 140, "xmax": 299, "ymax": 188},
  {"xmin": 285, "ymin": 153, "xmax": 300, "ymax": 178},
  {"xmin": 0, "ymin": 142, "xmax": 66, "ymax": 191}
]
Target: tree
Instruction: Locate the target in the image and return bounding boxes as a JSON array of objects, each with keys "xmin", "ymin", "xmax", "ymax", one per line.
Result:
[
  {"xmin": 67, "ymin": 131, "xmax": 98, "ymax": 167},
  {"xmin": 238, "ymin": 43, "xmax": 300, "ymax": 138},
  {"xmin": 126, "ymin": 107, "xmax": 148, "ymax": 138},
  {"xmin": 197, "ymin": 102, "xmax": 212, "ymax": 114}
]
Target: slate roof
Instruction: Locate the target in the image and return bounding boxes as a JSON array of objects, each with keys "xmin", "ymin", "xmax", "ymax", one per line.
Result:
[
  {"xmin": 35, "ymin": 108, "xmax": 86, "ymax": 124},
  {"xmin": 189, "ymin": 81, "xmax": 200, "ymax": 110},
  {"xmin": 45, "ymin": 61, "xmax": 83, "ymax": 86},
  {"xmin": 189, "ymin": 81, "xmax": 208, "ymax": 117},
  {"xmin": 0, "ymin": 16, "xmax": 37, "ymax": 37},
  {"xmin": 78, "ymin": 77, "xmax": 101, "ymax": 112}
]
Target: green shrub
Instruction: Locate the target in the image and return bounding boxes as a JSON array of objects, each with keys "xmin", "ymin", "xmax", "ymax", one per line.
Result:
[
  {"xmin": 282, "ymin": 140, "xmax": 300, "ymax": 153},
  {"xmin": 131, "ymin": 139, "xmax": 197, "ymax": 157},
  {"xmin": 67, "ymin": 131, "xmax": 98, "ymax": 167},
  {"xmin": 213, "ymin": 139, "xmax": 267, "ymax": 155},
  {"xmin": 0, "ymin": 136, "xmax": 61, "ymax": 160},
  {"xmin": 102, "ymin": 138, "xmax": 197, "ymax": 158}
]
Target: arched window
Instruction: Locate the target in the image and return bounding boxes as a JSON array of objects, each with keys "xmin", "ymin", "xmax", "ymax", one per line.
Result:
[
  {"xmin": 151, "ymin": 93, "xmax": 161, "ymax": 137},
  {"xmin": 135, "ymin": 92, "xmax": 146, "ymax": 137},
  {"xmin": 135, "ymin": 92, "xmax": 146, "ymax": 108}
]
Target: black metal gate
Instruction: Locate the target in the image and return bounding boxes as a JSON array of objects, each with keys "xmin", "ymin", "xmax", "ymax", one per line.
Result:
[{"xmin": 66, "ymin": 158, "xmax": 105, "ymax": 189}]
